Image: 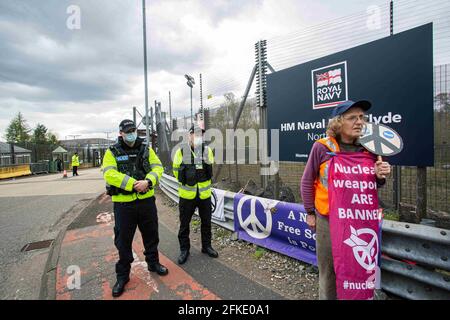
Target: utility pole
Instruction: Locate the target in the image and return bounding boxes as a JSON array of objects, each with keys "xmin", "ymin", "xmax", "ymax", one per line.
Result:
[
  {"xmin": 133, "ymin": 106, "xmax": 137, "ymax": 126},
  {"xmin": 142, "ymin": 0, "xmax": 150, "ymax": 146},
  {"xmin": 169, "ymin": 91, "xmax": 172, "ymax": 132},
  {"xmin": 199, "ymin": 73, "xmax": 204, "ymax": 129}
]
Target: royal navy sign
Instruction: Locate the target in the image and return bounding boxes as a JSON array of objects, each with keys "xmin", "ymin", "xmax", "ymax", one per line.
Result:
[
  {"xmin": 267, "ymin": 23, "xmax": 434, "ymax": 166},
  {"xmin": 312, "ymin": 61, "xmax": 348, "ymax": 109}
]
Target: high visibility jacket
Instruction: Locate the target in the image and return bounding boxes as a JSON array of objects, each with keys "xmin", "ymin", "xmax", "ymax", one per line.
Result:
[
  {"xmin": 172, "ymin": 145, "xmax": 214, "ymax": 200},
  {"xmin": 314, "ymin": 136, "xmax": 373, "ymax": 215},
  {"xmin": 314, "ymin": 136, "xmax": 340, "ymax": 216},
  {"xmin": 102, "ymin": 139, "xmax": 163, "ymax": 202},
  {"xmin": 71, "ymin": 155, "xmax": 80, "ymax": 167}
]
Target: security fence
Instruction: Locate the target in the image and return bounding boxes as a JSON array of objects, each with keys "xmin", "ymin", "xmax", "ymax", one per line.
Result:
[
  {"xmin": 0, "ymin": 141, "xmax": 112, "ymax": 179},
  {"xmin": 160, "ymin": 0, "xmax": 450, "ymax": 218},
  {"xmin": 11, "ymin": 141, "xmax": 111, "ymax": 170}
]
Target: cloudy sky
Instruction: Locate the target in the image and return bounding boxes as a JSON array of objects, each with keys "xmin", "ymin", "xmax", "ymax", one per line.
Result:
[{"xmin": 0, "ymin": 0, "xmax": 448, "ymax": 141}]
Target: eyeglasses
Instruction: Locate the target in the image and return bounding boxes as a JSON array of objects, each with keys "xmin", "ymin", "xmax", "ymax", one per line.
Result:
[{"xmin": 342, "ymin": 114, "xmax": 369, "ymax": 123}]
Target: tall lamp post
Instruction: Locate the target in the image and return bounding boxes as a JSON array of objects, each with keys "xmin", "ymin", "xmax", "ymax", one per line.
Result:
[
  {"xmin": 142, "ymin": 0, "xmax": 150, "ymax": 146},
  {"xmin": 185, "ymin": 74, "xmax": 195, "ymax": 126}
]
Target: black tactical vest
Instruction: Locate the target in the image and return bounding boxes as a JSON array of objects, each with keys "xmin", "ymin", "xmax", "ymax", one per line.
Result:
[
  {"xmin": 178, "ymin": 144, "xmax": 212, "ymax": 186},
  {"xmin": 106, "ymin": 137, "xmax": 151, "ymax": 195}
]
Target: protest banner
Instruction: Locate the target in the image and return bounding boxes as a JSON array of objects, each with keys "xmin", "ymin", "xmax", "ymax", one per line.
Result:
[{"xmin": 328, "ymin": 152, "xmax": 382, "ymax": 300}]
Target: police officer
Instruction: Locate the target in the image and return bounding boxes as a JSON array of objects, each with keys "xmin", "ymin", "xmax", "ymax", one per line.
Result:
[
  {"xmin": 173, "ymin": 125, "xmax": 218, "ymax": 265},
  {"xmin": 71, "ymin": 152, "xmax": 79, "ymax": 176},
  {"xmin": 102, "ymin": 119, "xmax": 168, "ymax": 298}
]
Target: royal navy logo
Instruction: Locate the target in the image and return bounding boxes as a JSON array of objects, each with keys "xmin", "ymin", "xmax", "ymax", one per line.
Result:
[{"xmin": 311, "ymin": 61, "xmax": 348, "ymax": 109}]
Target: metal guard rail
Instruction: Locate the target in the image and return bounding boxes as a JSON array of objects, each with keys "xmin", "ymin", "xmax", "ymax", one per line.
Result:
[{"xmin": 159, "ymin": 173, "xmax": 450, "ymax": 300}]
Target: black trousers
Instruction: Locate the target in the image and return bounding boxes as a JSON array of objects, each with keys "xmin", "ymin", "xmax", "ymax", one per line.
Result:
[
  {"xmin": 178, "ymin": 193, "xmax": 212, "ymax": 252},
  {"xmin": 113, "ymin": 196, "xmax": 159, "ymax": 281},
  {"xmin": 72, "ymin": 166, "xmax": 78, "ymax": 176}
]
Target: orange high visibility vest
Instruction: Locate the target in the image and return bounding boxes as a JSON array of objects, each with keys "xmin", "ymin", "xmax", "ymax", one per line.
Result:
[{"xmin": 314, "ymin": 136, "xmax": 340, "ymax": 216}]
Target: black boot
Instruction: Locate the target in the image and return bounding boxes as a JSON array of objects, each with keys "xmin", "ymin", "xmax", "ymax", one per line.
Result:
[
  {"xmin": 148, "ymin": 262, "xmax": 169, "ymax": 276},
  {"xmin": 178, "ymin": 250, "xmax": 190, "ymax": 265},
  {"xmin": 201, "ymin": 246, "xmax": 218, "ymax": 258},
  {"xmin": 112, "ymin": 278, "xmax": 129, "ymax": 297}
]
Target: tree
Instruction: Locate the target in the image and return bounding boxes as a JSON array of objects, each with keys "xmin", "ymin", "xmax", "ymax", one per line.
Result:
[
  {"xmin": 46, "ymin": 131, "xmax": 59, "ymax": 145},
  {"xmin": 32, "ymin": 123, "xmax": 48, "ymax": 144},
  {"xmin": 435, "ymin": 93, "xmax": 450, "ymax": 112},
  {"xmin": 5, "ymin": 112, "xmax": 31, "ymax": 143}
]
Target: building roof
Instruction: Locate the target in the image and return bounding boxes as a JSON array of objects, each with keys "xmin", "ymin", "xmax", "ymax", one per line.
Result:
[
  {"xmin": 59, "ymin": 138, "xmax": 116, "ymax": 147},
  {"xmin": 0, "ymin": 142, "xmax": 32, "ymax": 154},
  {"xmin": 52, "ymin": 146, "xmax": 68, "ymax": 153}
]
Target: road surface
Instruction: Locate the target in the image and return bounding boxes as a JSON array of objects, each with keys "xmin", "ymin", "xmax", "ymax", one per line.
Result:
[{"xmin": 0, "ymin": 168, "xmax": 105, "ymax": 299}]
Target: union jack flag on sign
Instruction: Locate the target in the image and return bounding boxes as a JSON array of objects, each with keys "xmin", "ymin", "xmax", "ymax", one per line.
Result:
[{"xmin": 316, "ymin": 69, "xmax": 343, "ymax": 87}]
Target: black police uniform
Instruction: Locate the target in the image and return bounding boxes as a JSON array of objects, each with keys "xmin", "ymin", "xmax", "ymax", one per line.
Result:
[
  {"xmin": 106, "ymin": 136, "xmax": 162, "ymax": 281},
  {"xmin": 177, "ymin": 144, "xmax": 214, "ymax": 252}
]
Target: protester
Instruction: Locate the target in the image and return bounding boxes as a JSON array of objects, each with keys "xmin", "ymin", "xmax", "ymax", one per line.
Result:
[
  {"xmin": 56, "ymin": 157, "xmax": 62, "ymax": 172},
  {"xmin": 300, "ymin": 100, "xmax": 391, "ymax": 300}
]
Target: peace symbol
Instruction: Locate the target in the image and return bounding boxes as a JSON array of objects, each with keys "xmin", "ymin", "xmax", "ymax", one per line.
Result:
[
  {"xmin": 360, "ymin": 123, "xmax": 403, "ymax": 156},
  {"xmin": 237, "ymin": 195, "xmax": 272, "ymax": 239}
]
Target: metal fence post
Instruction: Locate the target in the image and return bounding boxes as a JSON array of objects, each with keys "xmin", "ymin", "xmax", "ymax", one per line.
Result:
[
  {"xmin": 255, "ymin": 40, "xmax": 268, "ymax": 189},
  {"xmin": 393, "ymin": 166, "xmax": 401, "ymax": 210},
  {"xmin": 417, "ymin": 167, "xmax": 427, "ymax": 221}
]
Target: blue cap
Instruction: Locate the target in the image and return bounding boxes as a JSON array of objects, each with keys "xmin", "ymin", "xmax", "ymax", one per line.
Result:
[{"xmin": 331, "ymin": 100, "xmax": 371, "ymax": 118}]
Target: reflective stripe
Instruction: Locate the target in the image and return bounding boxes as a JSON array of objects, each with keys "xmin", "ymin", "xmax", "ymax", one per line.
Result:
[
  {"xmin": 102, "ymin": 166, "xmax": 117, "ymax": 174},
  {"xmin": 198, "ymin": 185, "xmax": 211, "ymax": 193},
  {"xmin": 320, "ymin": 163, "xmax": 329, "ymax": 189},
  {"xmin": 179, "ymin": 184, "xmax": 197, "ymax": 191},
  {"xmin": 149, "ymin": 171, "xmax": 159, "ymax": 183},
  {"xmin": 173, "ymin": 167, "xmax": 180, "ymax": 171},
  {"xmin": 150, "ymin": 163, "xmax": 163, "ymax": 169},
  {"xmin": 326, "ymin": 138, "xmax": 337, "ymax": 152},
  {"xmin": 120, "ymin": 175, "xmax": 131, "ymax": 189}
]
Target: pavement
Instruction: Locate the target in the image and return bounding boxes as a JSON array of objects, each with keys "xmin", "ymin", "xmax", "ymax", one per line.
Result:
[
  {"xmin": 0, "ymin": 168, "xmax": 105, "ymax": 300},
  {"xmin": 51, "ymin": 192, "xmax": 285, "ymax": 300}
]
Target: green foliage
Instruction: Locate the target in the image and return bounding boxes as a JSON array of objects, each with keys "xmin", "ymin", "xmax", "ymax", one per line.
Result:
[
  {"xmin": 383, "ymin": 209, "xmax": 400, "ymax": 221},
  {"xmin": 46, "ymin": 131, "xmax": 59, "ymax": 145},
  {"xmin": 191, "ymin": 219, "xmax": 200, "ymax": 228},
  {"xmin": 253, "ymin": 246, "xmax": 266, "ymax": 259},
  {"xmin": 32, "ymin": 123, "xmax": 48, "ymax": 143},
  {"xmin": 215, "ymin": 227, "xmax": 230, "ymax": 238},
  {"xmin": 5, "ymin": 112, "xmax": 31, "ymax": 143},
  {"xmin": 4, "ymin": 113, "xmax": 58, "ymax": 145}
]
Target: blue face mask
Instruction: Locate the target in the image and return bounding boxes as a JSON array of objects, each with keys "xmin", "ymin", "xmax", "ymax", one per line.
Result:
[{"xmin": 124, "ymin": 132, "xmax": 137, "ymax": 143}]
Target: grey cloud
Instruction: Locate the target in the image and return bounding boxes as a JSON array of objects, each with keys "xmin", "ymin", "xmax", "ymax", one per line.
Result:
[{"xmin": 0, "ymin": 0, "xmax": 211, "ymax": 105}]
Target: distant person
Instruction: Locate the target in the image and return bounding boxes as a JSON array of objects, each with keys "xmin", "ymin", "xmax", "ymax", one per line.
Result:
[
  {"xmin": 172, "ymin": 125, "xmax": 218, "ymax": 265},
  {"xmin": 71, "ymin": 152, "xmax": 80, "ymax": 176},
  {"xmin": 102, "ymin": 119, "xmax": 167, "ymax": 298},
  {"xmin": 56, "ymin": 158, "xmax": 62, "ymax": 172},
  {"xmin": 301, "ymin": 100, "xmax": 391, "ymax": 300}
]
